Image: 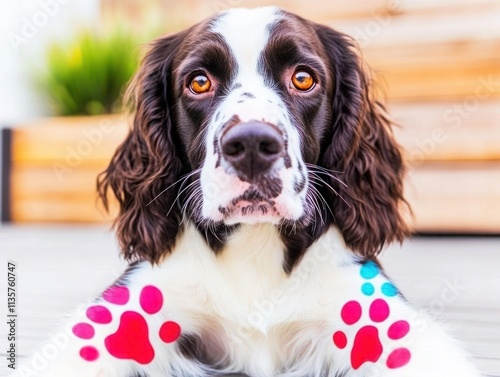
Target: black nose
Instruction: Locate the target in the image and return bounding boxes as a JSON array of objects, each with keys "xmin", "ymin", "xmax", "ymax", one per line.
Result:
[{"xmin": 221, "ymin": 121, "xmax": 284, "ymax": 180}]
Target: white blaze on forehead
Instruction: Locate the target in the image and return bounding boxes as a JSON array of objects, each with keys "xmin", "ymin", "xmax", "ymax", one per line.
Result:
[
  {"xmin": 211, "ymin": 7, "xmax": 280, "ymax": 80},
  {"xmin": 210, "ymin": 7, "xmax": 285, "ymax": 124}
]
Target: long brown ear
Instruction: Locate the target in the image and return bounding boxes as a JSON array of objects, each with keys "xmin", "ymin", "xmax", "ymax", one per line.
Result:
[
  {"xmin": 97, "ymin": 32, "xmax": 187, "ymax": 263},
  {"xmin": 316, "ymin": 25, "xmax": 410, "ymax": 258}
]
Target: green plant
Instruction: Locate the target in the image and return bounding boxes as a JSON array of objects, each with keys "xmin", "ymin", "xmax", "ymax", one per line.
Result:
[{"xmin": 38, "ymin": 28, "xmax": 142, "ymax": 116}]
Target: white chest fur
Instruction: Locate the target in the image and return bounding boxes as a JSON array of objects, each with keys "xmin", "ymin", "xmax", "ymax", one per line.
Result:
[
  {"xmin": 128, "ymin": 223, "xmax": 354, "ymax": 376},
  {"xmin": 27, "ymin": 223, "xmax": 482, "ymax": 377}
]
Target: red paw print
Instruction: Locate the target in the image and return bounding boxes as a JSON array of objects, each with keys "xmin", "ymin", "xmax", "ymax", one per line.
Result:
[
  {"xmin": 72, "ymin": 285, "xmax": 181, "ymax": 364},
  {"xmin": 333, "ymin": 299, "xmax": 411, "ymax": 370}
]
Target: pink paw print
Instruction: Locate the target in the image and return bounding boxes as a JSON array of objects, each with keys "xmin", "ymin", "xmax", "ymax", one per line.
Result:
[
  {"xmin": 72, "ymin": 285, "xmax": 181, "ymax": 365},
  {"xmin": 332, "ymin": 262, "xmax": 411, "ymax": 370}
]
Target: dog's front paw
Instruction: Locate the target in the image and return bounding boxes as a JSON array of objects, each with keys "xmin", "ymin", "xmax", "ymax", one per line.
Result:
[
  {"xmin": 332, "ymin": 261, "xmax": 412, "ymax": 371},
  {"xmin": 72, "ymin": 284, "xmax": 181, "ymax": 365}
]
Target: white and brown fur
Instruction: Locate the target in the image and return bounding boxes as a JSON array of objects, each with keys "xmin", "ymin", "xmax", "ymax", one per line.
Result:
[{"xmin": 19, "ymin": 7, "xmax": 482, "ymax": 377}]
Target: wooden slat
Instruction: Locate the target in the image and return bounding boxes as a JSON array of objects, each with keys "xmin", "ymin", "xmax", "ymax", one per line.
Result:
[
  {"xmin": 391, "ymin": 100, "xmax": 500, "ymax": 162},
  {"xmin": 406, "ymin": 163, "xmax": 500, "ymax": 233},
  {"xmin": 374, "ymin": 69, "xmax": 500, "ymax": 102},
  {"xmin": 12, "ymin": 115, "xmax": 129, "ymax": 166},
  {"xmin": 222, "ymin": 0, "xmax": 391, "ymax": 21},
  {"xmin": 102, "ymin": 0, "xmax": 500, "ymax": 28},
  {"xmin": 101, "ymin": 0, "xmax": 393, "ymax": 28},
  {"xmin": 11, "ymin": 166, "xmax": 117, "ymax": 223},
  {"xmin": 330, "ymin": 7, "xmax": 500, "ymax": 101},
  {"xmin": 395, "ymin": 0, "xmax": 500, "ymax": 17},
  {"xmin": 282, "ymin": 0, "xmax": 500, "ymax": 20},
  {"xmin": 12, "ymin": 200, "xmax": 116, "ymax": 223},
  {"xmin": 11, "ymin": 167, "xmax": 104, "ymax": 198},
  {"xmin": 333, "ymin": 5, "xmax": 500, "ymax": 47}
]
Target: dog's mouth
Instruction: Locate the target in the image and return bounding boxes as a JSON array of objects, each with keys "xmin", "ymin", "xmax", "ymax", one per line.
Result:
[{"xmin": 217, "ymin": 188, "xmax": 282, "ymax": 224}]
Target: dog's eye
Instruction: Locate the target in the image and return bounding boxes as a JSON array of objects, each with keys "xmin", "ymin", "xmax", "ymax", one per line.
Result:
[
  {"xmin": 190, "ymin": 75, "xmax": 212, "ymax": 94},
  {"xmin": 291, "ymin": 71, "xmax": 315, "ymax": 91}
]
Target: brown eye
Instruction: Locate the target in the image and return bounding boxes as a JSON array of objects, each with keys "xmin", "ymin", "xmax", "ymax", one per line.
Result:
[
  {"xmin": 291, "ymin": 70, "xmax": 315, "ymax": 91},
  {"xmin": 190, "ymin": 74, "xmax": 211, "ymax": 94}
]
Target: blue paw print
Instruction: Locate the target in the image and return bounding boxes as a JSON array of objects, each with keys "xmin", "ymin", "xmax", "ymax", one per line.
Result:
[{"xmin": 360, "ymin": 261, "xmax": 398, "ymax": 297}]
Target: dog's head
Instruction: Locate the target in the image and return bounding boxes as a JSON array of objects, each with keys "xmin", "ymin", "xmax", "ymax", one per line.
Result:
[{"xmin": 98, "ymin": 7, "xmax": 409, "ymax": 268}]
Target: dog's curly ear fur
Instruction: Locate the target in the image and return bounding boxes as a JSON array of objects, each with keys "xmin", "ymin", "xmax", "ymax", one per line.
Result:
[
  {"xmin": 97, "ymin": 32, "xmax": 188, "ymax": 263},
  {"xmin": 316, "ymin": 25, "xmax": 410, "ymax": 258}
]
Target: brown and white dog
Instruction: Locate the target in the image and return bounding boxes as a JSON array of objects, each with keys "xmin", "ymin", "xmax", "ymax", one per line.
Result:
[{"xmin": 19, "ymin": 7, "xmax": 481, "ymax": 377}]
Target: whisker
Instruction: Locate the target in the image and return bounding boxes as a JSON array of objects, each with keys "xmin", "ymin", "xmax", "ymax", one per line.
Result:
[
  {"xmin": 146, "ymin": 169, "xmax": 201, "ymax": 207},
  {"xmin": 305, "ymin": 192, "xmax": 322, "ymax": 230},
  {"xmin": 208, "ymin": 223, "xmax": 223, "ymax": 244},
  {"xmin": 310, "ymin": 184, "xmax": 335, "ymax": 219},
  {"xmin": 276, "ymin": 221, "xmax": 284, "ymax": 237},
  {"xmin": 306, "ymin": 167, "xmax": 348, "ymax": 188},
  {"xmin": 165, "ymin": 179, "xmax": 200, "ymax": 218},
  {"xmin": 308, "ymin": 174, "xmax": 351, "ymax": 209},
  {"xmin": 307, "ymin": 186, "xmax": 326, "ymax": 226},
  {"xmin": 311, "ymin": 185, "xmax": 330, "ymax": 220},
  {"xmin": 286, "ymin": 221, "xmax": 297, "ymax": 237},
  {"xmin": 182, "ymin": 187, "xmax": 202, "ymax": 215},
  {"xmin": 305, "ymin": 163, "xmax": 343, "ymax": 175},
  {"xmin": 179, "ymin": 187, "xmax": 203, "ymax": 225}
]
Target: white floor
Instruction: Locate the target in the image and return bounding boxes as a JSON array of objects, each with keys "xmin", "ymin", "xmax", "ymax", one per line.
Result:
[{"xmin": 0, "ymin": 225, "xmax": 499, "ymax": 376}]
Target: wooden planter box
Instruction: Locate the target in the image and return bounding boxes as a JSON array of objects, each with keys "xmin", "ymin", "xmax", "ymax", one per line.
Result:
[{"xmin": 10, "ymin": 115, "xmax": 128, "ymax": 223}]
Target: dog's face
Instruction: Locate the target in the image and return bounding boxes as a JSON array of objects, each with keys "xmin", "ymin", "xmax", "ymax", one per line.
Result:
[
  {"xmin": 98, "ymin": 7, "xmax": 408, "ymax": 268},
  {"xmin": 175, "ymin": 8, "xmax": 331, "ymax": 225}
]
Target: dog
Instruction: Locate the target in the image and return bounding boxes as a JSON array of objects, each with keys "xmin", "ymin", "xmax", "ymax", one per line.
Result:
[{"xmin": 20, "ymin": 7, "xmax": 482, "ymax": 377}]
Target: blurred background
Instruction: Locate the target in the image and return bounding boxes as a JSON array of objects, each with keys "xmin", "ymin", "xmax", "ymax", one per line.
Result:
[
  {"xmin": 0, "ymin": 0, "xmax": 499, "ymax": 375},
  {"xmin": 0, "ymin": 0, "xmax": 499, "ymax": 230}
]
